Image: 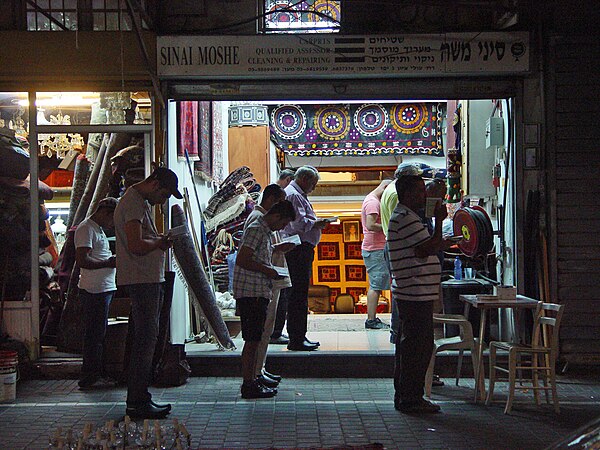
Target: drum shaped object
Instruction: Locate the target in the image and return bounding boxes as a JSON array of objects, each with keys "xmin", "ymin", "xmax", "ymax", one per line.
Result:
[{"xmin": 453, "ymin": 206, "xmax": 494, "ymax": 257}]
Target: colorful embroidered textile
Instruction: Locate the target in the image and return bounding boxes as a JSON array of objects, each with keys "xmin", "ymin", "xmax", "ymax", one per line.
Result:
[
  {"xmin": 269, "ymin": 102, "xmax": 444, "ymax": 157},
  {"xmin": 178, "ymin": 101, "xmax": 199, "ymax": 161},
  {"xmin": 193, "ymin": 101, "xmax": 212, "ymax": 179},
  {"xmin": 211, "ymin": 102, "xmax": 225, "ymax": 184}
]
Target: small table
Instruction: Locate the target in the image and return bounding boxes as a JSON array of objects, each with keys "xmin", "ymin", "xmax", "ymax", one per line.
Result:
[{"xmin": 459, "ymin": 294, "xmax": 540, "ymax": 402}]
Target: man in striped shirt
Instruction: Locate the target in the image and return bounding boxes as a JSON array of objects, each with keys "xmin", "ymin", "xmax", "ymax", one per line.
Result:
[{"xmin": 387, "ymin": 175, "xmax": 451, "ymax": 414}]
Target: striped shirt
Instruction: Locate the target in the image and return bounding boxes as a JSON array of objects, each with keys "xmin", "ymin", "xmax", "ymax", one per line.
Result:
[
  {"xmin": 233, "ymin": 215, "xmax": 274, "ymax": 299},
  {"xmin": 387, "ymin": 203, "xmax": 441, "ymax": 302}
]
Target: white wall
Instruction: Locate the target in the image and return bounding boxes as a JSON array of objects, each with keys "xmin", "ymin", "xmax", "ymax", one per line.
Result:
[{"xmin": 167, "ymin": 100, "xmax": 217, "ymax": 344}]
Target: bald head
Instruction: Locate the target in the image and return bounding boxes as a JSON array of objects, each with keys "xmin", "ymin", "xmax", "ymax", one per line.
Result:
[{"xmin": 426, "ymin": 179, "xmax": 447, "ymax": 200}]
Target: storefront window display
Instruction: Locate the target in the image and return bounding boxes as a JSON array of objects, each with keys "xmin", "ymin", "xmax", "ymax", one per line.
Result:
[{"xmin": 0, "ymin": 91, "xmax": 154, "ymax": 357}]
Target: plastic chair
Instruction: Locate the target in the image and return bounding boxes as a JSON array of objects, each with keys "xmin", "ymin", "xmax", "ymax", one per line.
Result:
[
  {"xmin": 486, "ymin": 301, "xmax": 564, "ymax": 414},
  {"xmin": 334, "ymin": 294, "xmax": 355, "ymax": 314},
  {"xmin": 425, "ymin": 313, "xmax": 479, "ymax": 398}
]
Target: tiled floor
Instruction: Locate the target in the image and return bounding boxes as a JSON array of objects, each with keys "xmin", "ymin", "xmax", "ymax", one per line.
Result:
[
  {"xmin": 187, "ymin": 314, "xmax": 395, "ymax": 355},
  {"xmin": 1, "ymin": 375, "xmax": 599, "ymax": 449}
]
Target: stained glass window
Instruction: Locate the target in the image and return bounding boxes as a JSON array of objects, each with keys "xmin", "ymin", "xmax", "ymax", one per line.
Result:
[{"xmin": 263, "ymin": 0, "xmax": 341, "ymax": 33}]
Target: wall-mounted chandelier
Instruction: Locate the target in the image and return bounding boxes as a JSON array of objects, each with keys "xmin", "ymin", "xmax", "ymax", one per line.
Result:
[{"xmin": 38, "ymin": 110, "xmax": 85, "ymax": 158}]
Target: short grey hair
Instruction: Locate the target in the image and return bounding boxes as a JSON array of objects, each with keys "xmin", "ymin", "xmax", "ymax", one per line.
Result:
[
  {"xmin": 278, "ymin": 169, "xmax": 295, "ymax": 180},
  {"xmin": 295, "ymin": 165, "xmax": 320, "ymax": 182},
  {"xmin": 394, "ymin": 162, "xmax": 423, "ymax": 178}
]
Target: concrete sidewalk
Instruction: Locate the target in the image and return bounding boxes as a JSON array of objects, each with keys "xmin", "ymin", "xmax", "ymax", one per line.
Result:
[{"xmin": 1, "ymin": 375, "xmax": 599, "ymax": 449}]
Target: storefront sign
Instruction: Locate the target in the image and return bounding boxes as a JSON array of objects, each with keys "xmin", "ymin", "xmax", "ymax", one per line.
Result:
[{"xmin": 157, "ymin": 32, "xmax": 529, "ymax": 79}]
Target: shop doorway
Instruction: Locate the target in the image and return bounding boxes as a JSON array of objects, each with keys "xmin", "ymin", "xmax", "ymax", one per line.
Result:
[{"xmin": 165, "ymin": 94, "xmax": 517, "ymax": 354}]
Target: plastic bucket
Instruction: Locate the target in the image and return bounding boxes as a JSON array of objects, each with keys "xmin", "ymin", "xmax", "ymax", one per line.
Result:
[{"xmin": 0, "ymin": 350, "xmax": 18, "ymax": 402}]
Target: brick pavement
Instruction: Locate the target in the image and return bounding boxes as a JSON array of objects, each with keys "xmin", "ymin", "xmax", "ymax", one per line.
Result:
[{"xmin": 1, "ymin": 375, "xmax": 599, "ymax": 449}]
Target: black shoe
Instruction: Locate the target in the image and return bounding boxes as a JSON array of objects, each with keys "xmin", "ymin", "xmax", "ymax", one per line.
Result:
[
  {"xmin": 151, "ymin": 400, "xmax": 172, "ymax": 412},
  {"xmin": 395, "ymin": 398, "xmax": 441, "ymax": 414},
  {"xmin": 269, "ymin": 336, "xmax": 290, "ymax": 345},
  {"xmin": 241, "ymin": 381, "xmax": 277, "ymax": 399},
  {"xmin": 432, "ymin": 375, "xmax": 445, "ymax": 387},
  {"xmin": 126, "ymin": 403, "xmax": 170, "ymax": 419},
  {"xmin": 262, "ymin": 371, "xmax": 282, "ymax": 382},
  {"xmin": 78, "ymin": 375, "xmax": 98, "ymax": 389},
  {"xmin": 287, "ymin": 341, "xmax": 318, "ymax": 351},
  {"xmin": 257, "ymin": 374, "xmax": 279, "ymax": 389},
  {"xmin": 304, "ymin": 338, "xmax": 320, "ymax": 347},
  {"xmin": 365, "ymin": 318, "xmax": 390, "ymax": 329}
]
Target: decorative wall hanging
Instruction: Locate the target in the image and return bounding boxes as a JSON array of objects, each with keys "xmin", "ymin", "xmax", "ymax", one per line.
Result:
[
  {"xmin": 211, "ymin": 102, "xmax": 225, "ymax": 183},
  {"xmin": 269, "ymin": 102, "xmax": 444, "ymax": 157},
  {"xmin": 322, "ymin": 223, "xmax": 342, "ymax": 234},
  {"xmin": 317, "ymin": 241, "xmax": 340, "ymax": 260},
  {"xmin": 346, "ymin": 287, "xmax": 367, "ymax": 302},
  {"xmin": 178, "ymin": 101, "xmax": 199, "ymax": 161},
  {"xmin": 345, "ymin": 265, "xmax": 367, "ymax": 282},
  {"xmin": 194, "ymin": 101, "xmax": 212, "ymax": 180},
  {"xmin": 344, "ymin": 242, "xmax": 363, "ymax": 260},
  {"xmin": 317, "ymin": 265, "xmax": 341, "ymax": 283}
]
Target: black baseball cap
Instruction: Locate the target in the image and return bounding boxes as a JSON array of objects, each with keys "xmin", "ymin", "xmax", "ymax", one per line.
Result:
[{"xmin": 149, "ymin": 167, "xmax": 183, "ymax": 199}]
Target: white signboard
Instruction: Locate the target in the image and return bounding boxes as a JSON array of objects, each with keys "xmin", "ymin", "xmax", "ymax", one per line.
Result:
[{"xmin": 157, "ymin": 32, "xmax": 529, "ymax": 79}]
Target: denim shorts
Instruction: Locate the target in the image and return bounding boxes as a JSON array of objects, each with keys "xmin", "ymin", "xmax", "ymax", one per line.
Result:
[
  {"xmin": 238, "ymin": 297, "xmax": 269, "ymax": 342},
  {"xmin": 362, "ymin": 249, "xmax": 391, "ymax": 291}
]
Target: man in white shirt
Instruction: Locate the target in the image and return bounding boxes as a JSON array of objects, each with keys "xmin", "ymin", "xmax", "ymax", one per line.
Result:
[
  {"xmin": 114, "ymin": 167, "xmax": 182, "ymax": 419},
  {"xmin": 75, "ymin": 197, "xmax": 118, "ymax": 390}
]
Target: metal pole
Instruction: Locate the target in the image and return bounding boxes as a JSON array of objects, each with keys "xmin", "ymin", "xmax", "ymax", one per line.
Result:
[{"xmin": 28, "ymin": 91, "xmax": 40, "ymax": 360}]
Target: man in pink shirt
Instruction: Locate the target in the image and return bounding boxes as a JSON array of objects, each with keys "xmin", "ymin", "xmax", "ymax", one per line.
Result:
[{"xmin": 361, "ymin": 179, "xmax": 393, "ymax": 329}]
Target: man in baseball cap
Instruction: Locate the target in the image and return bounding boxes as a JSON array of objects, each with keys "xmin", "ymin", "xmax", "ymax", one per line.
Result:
[
  {"xmin": 148, "ymin": 167, "xmax": 183, "ymax": 200},
  {"xmin": 113, "ymin": 166, "xmax": 181, "ymax": 419}
]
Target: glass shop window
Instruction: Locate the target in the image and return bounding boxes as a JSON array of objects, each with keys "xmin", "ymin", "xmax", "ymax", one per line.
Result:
[
  {"xmin": 261, "ymin": 0, "xmax": 341, "ymax": 33},
  {"xmin": 27, "ymin": 0, "xmax": 78, "ymax": 31},
  {"xmin": 26, "ymin": 0, "xmax": 148, "ymax": 31}
]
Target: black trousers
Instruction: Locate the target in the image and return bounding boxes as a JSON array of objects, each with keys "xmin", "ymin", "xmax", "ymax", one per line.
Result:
[
  {"xmin": 271, "ymin": 287, "xmax": 289, "ymax": 339},
  {"xmin": 393, "ymin": 299, "xmax": 434, "ymax": 404},
  {"xmin": 284, "ymin": 242, "xmax": 315, "ymax": 344}
]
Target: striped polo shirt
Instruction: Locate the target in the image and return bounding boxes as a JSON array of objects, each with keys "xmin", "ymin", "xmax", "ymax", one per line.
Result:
[{"xmin": 387, "ymin": 203, "xmax": 441, "ymax": 302}]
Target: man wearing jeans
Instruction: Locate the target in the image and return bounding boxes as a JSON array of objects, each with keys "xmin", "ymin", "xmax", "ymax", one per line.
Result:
[
  {"xmin": 114, "ymin": 167, "xmax": 182, "ymax": 419},
  {"xmin": 361, "ymin": 179, "xmax": 392, "ymax": 330},
  {"xmin": 75, "ymin": 197, "xmax": 118, "ymax": 390}
]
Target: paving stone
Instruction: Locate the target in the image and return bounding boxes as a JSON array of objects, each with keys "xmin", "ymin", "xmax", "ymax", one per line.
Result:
[{"xmin": 1, "ymin": 376, "xmax": 599, "ymax": 449}]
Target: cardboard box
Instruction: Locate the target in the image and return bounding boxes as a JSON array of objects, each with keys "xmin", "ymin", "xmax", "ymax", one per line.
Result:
[{"xmin": 494, "ymin": 285, "xmax": 517, "ymax": 300}]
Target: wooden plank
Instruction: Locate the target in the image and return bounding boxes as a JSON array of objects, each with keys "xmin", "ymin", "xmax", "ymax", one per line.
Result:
[
  {"xmin": 555, "ymin": 43, "xmax": 600, "ymax": 59},
  {"xmin": 562, "ymin": 340, "xmax": 600, "ymax": 353},
  {"xmin": 562, "ymin": 353, "xmax": 600, "ymax": 365},
  {"xmin": 559, "ymin": 286, "xmax": 600, "ymax": 300},
  {"xmin": 555, "ymin": 72, "xmax": 600, "ymax": 86},
  {"xmin": 562, "ymin": 313, "xmax": 600, "ymax": 326},
  {"xmin": 556, "ymin": 180, "xmax": 600, "ymax": 194},
  {"xmin": 558, "ymin": 260, "xmax": 600, "ymax": 272},
  {"xmin": 556, "ymin": 207, "xmax": 600, "ymax": 220},
  {"xmin": 555, "ymin": 125, "xmax": 598, "ymax": 139},
  {"xmin": 556, "ymin": 137, "xmax": 596, "ymax": 149},
  {"xmin": 562, "ymin": 327, "xmax": 600, "ymax": 340},
  {"xmin": 556, "ymin": 152, "xmax": 600, "ymax": 166},
  {"xmin": 558, "ymin": 246, "xmax": 600, "ymax": 259},
  {"xmin": 555, "ymin": 166, "xmax": 597, "ymax": 178},
  {"xmin": 558, "ymin": 272, "xmax": 600, "ymax": 286},
  {"xmin": 556, "ymin": 233, "xmax": 600, "ymax": 246},
  {"xmin": 556, "ymin": 81, "xmax": 600, "ymax": 97},
  {"xmin": 556, "ymin": 98, "xmax": 600, "ymax": 113},
  {"xmin": 556, "ymin": 218, "xmax": 600, "ymax": 233}
]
